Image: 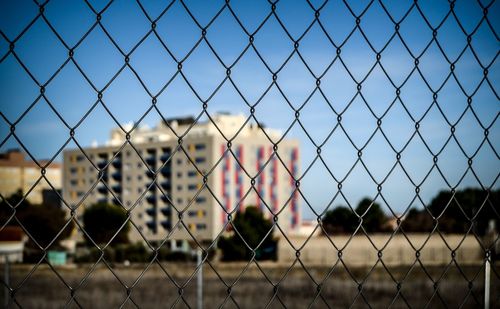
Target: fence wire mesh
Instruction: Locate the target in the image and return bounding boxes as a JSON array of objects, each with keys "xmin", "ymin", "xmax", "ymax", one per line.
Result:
[{"xmin": 0, "ymin": 0, "xmax": 499, "ymax": 308}]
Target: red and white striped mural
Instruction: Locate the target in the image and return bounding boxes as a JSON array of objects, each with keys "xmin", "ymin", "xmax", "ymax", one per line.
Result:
[
  {"xmin": 221, "ymin": 144, "xmax": 231, "ymax": 224},
  {"xmin": 269, "ymin": 146, "xmax": 278, "ymax": 213},
  {"xmin": 235, "ymin": 145, "xmax": 244, "ymax": 211},
  {"xmin": 256, "ymin": 146, "xmax": 265, "ymax": 211},
  {"xmin": 290, "ymin": 147, "xmax": 299, "ymax": 228}
]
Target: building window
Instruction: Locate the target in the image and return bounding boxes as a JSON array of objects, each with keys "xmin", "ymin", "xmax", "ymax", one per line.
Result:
[
  {"xmin": 196, "ymin": 196, "xmax": 207, "ymax": 203},
  {"xmin": 70, "ymin": 167, "xmax": 77, "ymax": 174},
  {"xmin": 187, "ymin": 171, "xmax": 197, "ymax": 177},
  {"xmin": 70, "ymin": 179, "xmax": 78, "ymax": 186},
  {"xmin": 176, "ymin": 158, "xmax": 182, "ymax": 165},
  {"xmin": 195, "ymin": 157, "xmax": 205, "ymax": 164},
  {"xmin": 187, "ymin": 184, "xmax": 197, "ymax": 191},
  {"xmin": 188, "ymin": 210, "xmax": 206, "ymax": 218},
  {"xmin": 177, "ymin": 198, "xmax": 183, "ymax": 204},
  {"xmin": 195, "ymin": 144, "xmax": 206, "ymax": 151},
  {"xmin": 177, "ymin": 172, "xmax": 182, "ymax": 178},
  {"xmin": 196, "ymin": 223, "xmax": 207, "ymax": 230},
  {"xmin": 177, "ymin": 185, "xmax": 182, "ymax": 191}
]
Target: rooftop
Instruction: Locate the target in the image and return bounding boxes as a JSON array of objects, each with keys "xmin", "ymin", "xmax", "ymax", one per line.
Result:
[
  {"xmin": 104, "ymin": 113, "xmax": 282, "ymax": 147},
  {"xmin": 0, "ymin": 149, "xmax": 61, "ymax": 168}
]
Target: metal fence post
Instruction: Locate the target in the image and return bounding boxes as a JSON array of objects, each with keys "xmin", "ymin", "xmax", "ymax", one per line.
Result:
[
  {"xmin": 485, "ymin": 253, "xmax": 490, "ymax": 309},
  {"xmin": 4, "ymin": 255, "xmax": 9, "ymax": 308},
  {"xmin": 197, "ymin": 249, "xmax": 203, "ymax": 309}
]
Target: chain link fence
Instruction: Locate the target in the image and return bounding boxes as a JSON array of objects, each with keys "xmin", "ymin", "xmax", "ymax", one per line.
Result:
[{"xmin": 0, "ymin": 0, "xmax": 499, "ymax": 307}]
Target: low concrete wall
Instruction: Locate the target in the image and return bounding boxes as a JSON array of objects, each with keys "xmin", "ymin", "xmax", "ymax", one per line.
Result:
[{"xmin": 278, "ymin": 234, "xmax": 484, "ymax": 266}]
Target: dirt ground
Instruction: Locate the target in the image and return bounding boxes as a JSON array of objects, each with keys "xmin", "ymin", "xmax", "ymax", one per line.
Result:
[{"xmin": 1, "ymin": 262, "xmax": 498, "ymax": 308}]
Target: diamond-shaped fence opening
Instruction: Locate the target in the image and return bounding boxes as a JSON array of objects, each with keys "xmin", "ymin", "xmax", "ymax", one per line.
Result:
[{"xmin": 0, "ymin": 0, "xmax": 498, "ymax": 308}]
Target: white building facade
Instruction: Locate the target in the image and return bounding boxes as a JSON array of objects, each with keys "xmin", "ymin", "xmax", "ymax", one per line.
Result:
[{"xmin": 63, "ymin": 114, "xmax": 300, "ymax": 245}]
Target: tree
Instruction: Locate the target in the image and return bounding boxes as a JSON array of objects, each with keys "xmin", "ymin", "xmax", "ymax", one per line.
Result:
[
  {"xmin": 321, "ymin": 199, "xmax": 390, "ymax": 235},
  {"xmin": 0, "ymin": 190, "xmax": 73, "ymax": 248},
  {"xmin": 21, "ymin": 204, "xmax": 73, "ymax": 248},
  {"xmin": 0, "ymin": 190, "xmax": 29, "ymax": 226},
  {"xmin": 402, "ymin": 188, "xmax": 500, "ymax": 235},
  {"xmin": 82, "ymin": 202, "xmax": 130, "ymax": 245},
  {"xmin": 322, "ymin": 206, "xmax": 358, "ymax": 234},
  {"xmin": 400, "ymin": 207, "xmax": 433, "ymax": 232},
  {"xmin": 218, "ymin": 206, "xmax": 277, "ymax": 261},
  {"xmin": 355, "ymin": 198, "xmax": 390, "ymax": 233}
]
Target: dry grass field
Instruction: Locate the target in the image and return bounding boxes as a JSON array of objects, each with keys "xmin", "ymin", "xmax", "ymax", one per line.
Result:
[{"xmin": 2, "ymin": 261, "xmax": 498, "ymax": 308}]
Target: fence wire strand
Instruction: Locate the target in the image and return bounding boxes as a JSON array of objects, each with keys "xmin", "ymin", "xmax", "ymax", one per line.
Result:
[{"xmin": 0, "ymin": 0, "xmax": 499, "ymax": 308}]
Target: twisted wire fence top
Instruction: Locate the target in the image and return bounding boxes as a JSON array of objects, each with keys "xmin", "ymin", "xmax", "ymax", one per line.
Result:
[{"xmin": 0, "ymin": 0, "xmax": 499, "ymax": 308}]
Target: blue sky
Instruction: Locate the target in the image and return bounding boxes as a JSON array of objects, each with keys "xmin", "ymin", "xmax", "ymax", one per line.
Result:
[{"xmin": 0, "ymin": 0, "xmax": 498, "ymax": 219}]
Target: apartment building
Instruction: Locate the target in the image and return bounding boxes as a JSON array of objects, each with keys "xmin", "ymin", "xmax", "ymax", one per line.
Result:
[
  {"xmin": 0, "ymin": 149, "xmax": 61, "ymax": 204},
  {"xmin": 63, "ymin": 113, "xmax": 300, "ymax": 246}
]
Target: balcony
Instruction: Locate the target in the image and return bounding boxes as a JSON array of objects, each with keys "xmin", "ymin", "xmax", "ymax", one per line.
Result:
[
  {"xmin": 145, "ymin": 156, "xmax": 156, "ymax": 166},
  {"xmin": 146, "ymin": 221, "xmax": 157, "ymax": 233},
  {"xmin": 146, "ymin": 170, "xmax": 155, "ymax": 179},
  {"xmin": 160, "ymin": 166, "xmax": 171, "ymax": 177},
  {"xmin": 146, "ymin": 207, "xmax": 156, "ymax": 217},
  {"xmin": 160, "ymin": 220, "xmax": 172, "ymax": 230},
  {"xmin": 146, "ymin": 194, "xmax": 156, "ymax": 204},
  {"xmin": 145, "ymin": 181, "xmax": 156, "ymax": 191},
  {"xmin": 111, "ymin": 185, "xmax": 122, "ymax": 194},
  {"xmin": 160, "ymin": 207, "xmax": 171, "ymax": 217},
  {"xmin": 97, "ymin": 184, "xmax": 108, "ymax": 195},
  {"xmin": 111, "ymin": 171, "xmax": 122, "ymax": 181},
  {"xmin": 160, "ymin": 195, "xmax": 171, "ymax": 203},
  {"xmin": 111, "ymin": 158, "xmax": 122, "ymax": 168},
  {"xmin": 160, "ymin": 180, "xmax": 171, "ymax": 191},
  {"xmin": 160, "ymin": 153, "xmax": 171, "ymax": 162},
  {"xmin": 97, "ymin": 161, "xmax": 107, "ymax": 169}
]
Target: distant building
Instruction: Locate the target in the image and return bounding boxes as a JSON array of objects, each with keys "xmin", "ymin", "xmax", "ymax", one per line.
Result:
[
  {"xmin": 0, "ymin": 226, "xmax": 27, "ymax": 263},
  {"xmin": 293, "ymin": 220, "xmax": 321, "ymax": 237},
  {"xmin": 0, "ymin": 149, "xmax": 61, "ymax": 204},
  {"xmin": 63, "ymin": 113, "xmax": 301, "ymax": 247}
]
